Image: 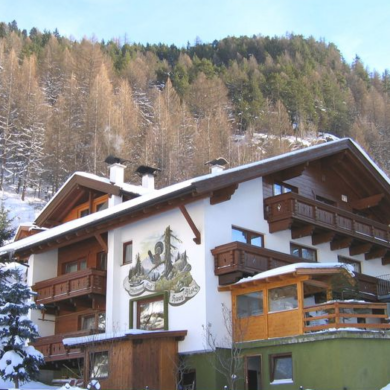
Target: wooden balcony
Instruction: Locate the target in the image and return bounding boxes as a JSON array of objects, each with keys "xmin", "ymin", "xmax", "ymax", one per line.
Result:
[
  {"xmin": 264, "ymin": 193, "xmax": 390, "ymax": 263},
  {"xmin": 212, "ymin": 241, "xmax": 385, "ymax": 300},
  {"xmin": 34, "ymin": 330, "xmax": 102, "ymax": 362},
  {"xmin": 33, "ymin": 268, "xmax": 106, "ymax": 305},
  {"xmin": 303, "ymin": 301, "xmax": 390, "ymax": 332},
  {"xmin": 212, "ymin": 242, "xmax": 302, "ymax": 285}
]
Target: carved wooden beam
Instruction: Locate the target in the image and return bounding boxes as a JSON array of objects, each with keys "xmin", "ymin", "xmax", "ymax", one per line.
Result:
[
  {"xmin": 210, "ymin": 184, "xmax": 238, "ymax": 205},
  {"xmin": 291, "ymin": 225, "xmax": 315, "ymax": 239},
  {"xmin": 94, "ymin": 233, "xmax": 108, "ymax": 253},
  {"xmin": 365, "ymin": 247, "xmax": 387, "ymax": 261},
  {"xmin": 312, "ymin": 231, "xmax": 336, "ymax": 245},
  {"xmin": 179, "ymin": 205, "xmax": 201, "ymax": 244},
  {"xmin": 349, "ymin": 243, "xmax": 372, "ymax": 256},
  {"xmin": 330, "ymin": 237, "xmax": 354, "ymax": 251},
  {"xmin": 350, "ymin": 193, "xmax": 384, "ymax": 210},
  {"xmin": 382, "ymin": 256, "xmax": 390, "ymax": 266}
]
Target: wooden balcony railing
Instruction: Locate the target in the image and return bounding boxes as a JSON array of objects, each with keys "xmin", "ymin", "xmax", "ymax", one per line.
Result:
[
  {"xmin": 212, "ymin": 242, "xmax": 303, "ymax": 284},
  {"xmin": 34, "ymin": 329, "xmax": 104, "ymax": 362},
  {"xmin": 212, "ymin": 241, "xmax": 385, "ymax": 300},
  {"xmin": 33, "ymin": 268, "xmax": 107, "ymax": 305},
  {"xmin": 303, "ymin": 301, "xmax": 390, "ymax": 332},
  {"xmin": 264, "ymin": 193, "xmax": 390, "ymax": 249}
]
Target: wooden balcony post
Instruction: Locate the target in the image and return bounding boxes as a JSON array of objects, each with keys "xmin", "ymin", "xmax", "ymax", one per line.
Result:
[{"xmin": 334, "ymin": 303, "xmax": 340, "ymax": 328}]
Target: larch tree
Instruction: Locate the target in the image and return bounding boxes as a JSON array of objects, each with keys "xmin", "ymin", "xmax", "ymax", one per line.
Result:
[
  {"xmin": 0, "ymin": 48, "xmax": 19, "ymax": 189},
  {"xmin": 15, "ymin": 55, "xmax": 46, "ymax": 200}
]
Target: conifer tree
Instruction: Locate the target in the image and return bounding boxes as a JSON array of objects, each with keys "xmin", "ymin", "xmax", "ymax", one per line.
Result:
[{"xmin": 0, "ymin": 264, "xmax": 44, "ymax": 389}]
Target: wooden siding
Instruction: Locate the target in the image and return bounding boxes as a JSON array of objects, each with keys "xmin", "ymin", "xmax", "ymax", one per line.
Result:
[
  {"xmin": 58, "ymin": 237, "xmax": 106, "ymax": 276},
  {"xmin": 264, "ymin": 163, "xmax": 376, "ymax": 215},
  {"xmin": 83, "ymin": 335, "xmax": 182, "ymax": 390},
  {"xmin": 62, "ymin": 194, "xmax": 109, "ymax": 223}
]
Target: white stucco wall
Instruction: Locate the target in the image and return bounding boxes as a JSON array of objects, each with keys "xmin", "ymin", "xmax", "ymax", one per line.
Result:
[
  {"xmin": 106, "ymin": 200, "xmax": 210, "ymax": 353},
  {"xmin": 28, "ymin": 250, "xmax": 58, "ymax": 337}
]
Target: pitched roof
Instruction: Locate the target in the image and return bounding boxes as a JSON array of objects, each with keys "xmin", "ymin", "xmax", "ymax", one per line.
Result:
[{"xmin": 2, "ymin": 138, "xmax": 389, "ymax": 259}]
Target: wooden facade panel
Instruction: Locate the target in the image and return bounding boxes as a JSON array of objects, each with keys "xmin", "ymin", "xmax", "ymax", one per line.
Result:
[
  {"xmin": 264, "ymin": 164, "xmax": 376, "ymax": 215},
  {"xmin": 62, "ymin": 194, "xmax": 109, "ymax": 224},
  {"xmin": 84, "ymin": 337, "xmax": 179, "ymax": 390},
  {"xmin": 267, "ymin": 310, "xmax": 301, "ymax": 338},
  {"xmin": 58, "ymin": 237, "xmax": 106, "ymax": 276},
  {"xmin": 237, "ymin": 315, "xmax": 267, "ymax": 342},
  {"xmin": 55, "ymin": 313, "xmax": 79, "ymax": 334}
]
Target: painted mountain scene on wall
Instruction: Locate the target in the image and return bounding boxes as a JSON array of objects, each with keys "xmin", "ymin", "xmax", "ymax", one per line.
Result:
[{"xmin": 123, "ymin": 225, "xmax": 200, "ymax": 305}]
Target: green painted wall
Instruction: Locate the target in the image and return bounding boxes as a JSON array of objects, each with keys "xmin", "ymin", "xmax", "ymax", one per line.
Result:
[
  {"xmin": 239, "ymin": 331, "xmax": 390, "ymax": 390},
  {"xmin": 184, "ymin": 350, "xmax": 244, "ymax": 390}
]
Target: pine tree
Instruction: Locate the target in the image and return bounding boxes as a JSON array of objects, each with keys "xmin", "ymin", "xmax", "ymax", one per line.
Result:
[
  {"xmin": 0, "ymin": 205, "xmax": 14, "ymax": 247},
  {"xmin": 0, "ymin": 264, "xmax": 44, "ymax": 389}
]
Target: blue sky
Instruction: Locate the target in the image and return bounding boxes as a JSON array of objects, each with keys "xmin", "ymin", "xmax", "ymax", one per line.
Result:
[{"xmin": 0, "ymin": 0, "xmax": 389, "ymax": 73}]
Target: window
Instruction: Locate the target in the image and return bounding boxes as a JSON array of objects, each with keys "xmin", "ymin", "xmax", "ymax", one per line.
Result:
[
  {"xmin": 80, "ymin": 313, "xmax": 106, "ymax": 331},
  {"xmin": 123, "ymin": 241, "xmax": 133, "ymax": 264},
  {"xmin": 268, "ymin": 285, "xmax": 298, "ymax": 312},
  {"xmin": 232, "ymin": 226, "xmax": 264, "ymax": 247},
  {"xmin": 97, "ymin": 251, "xmax": 107, "ymax": 270},
  {"xmin": 90, "ymin": 351, "xmax": 109, "ymax": 379},
  {"xmin": 130, "ymin": 293, "xmax": 168, "ymax": 331},
  {"xmin": 237, "ymin": 292, "xmax": 263, "ymax": 318},
  {"xmin": 270, "ymin": 354, "xmax": 293, "ymax": 383},
  {"xmin": 96, "ymin": 201, "xmax": 108, "ymax": 212},
  {"xmin": 338, "ymin": 256, "xmax": 361, "ymax": 273},
  {"xmin": 79, "ymin": 208, "xmax": 90, "ymax": 218},
  {"xmin": 273, "ymin": 183, "xmax": 296, "ymax": 196},
  {"xmin": 290, "ymin": 243, "xmax": 317, "ymax": 262},
  {"xmin": 64, "ymin": 258, "xmax": 87, "ymax": 274}
]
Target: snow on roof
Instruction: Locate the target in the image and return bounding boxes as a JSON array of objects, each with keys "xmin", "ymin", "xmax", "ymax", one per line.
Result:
[
  {"xmin": 121, "ymin": 182, "xmax": 153, "ymax": 195},
  {"xmin": 235, "ymin": 262, "xmax": 355, "ymax": 285},
  {"xmin": 36, "ymin": 171, "xmax": 112, "ymax": 218},
  {"xmin": 0, "ymin": 178, "xmax": 195, "ymax": 255},
  {"xmin": 63, "ymin": 329, "xmax": 170, "ymax": 346},
  {"xmin": 2, "ymin": 138, "xmax": 387, "ymax": 257}
]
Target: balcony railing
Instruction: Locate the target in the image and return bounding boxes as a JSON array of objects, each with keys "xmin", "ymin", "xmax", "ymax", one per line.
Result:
[
  {"xmin": 212, "ymin": 241, "xmax": 385, "ymax": 300},
  {"xmin": 264, "ymin": 193, "xmax": 390, "ymax": 249},
  {"xmin": 33, "ymin": 268, "xmax": 107, "ymax": 305},
  {"xmin": 34, "ymin": 329, "xmax": 103, "ymax": 362},
  {"xmin": 212, "ymin": 242, "xmax": 303, "ymax": 284},
  {"xmin": 303, "ymin": 301, "xmax": 390, "ymax": 332}
]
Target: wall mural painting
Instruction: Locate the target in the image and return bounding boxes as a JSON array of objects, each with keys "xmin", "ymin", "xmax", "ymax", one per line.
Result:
[{"xmin": 123, "ymin": 225, "xmax": 200, "ymax": 306}]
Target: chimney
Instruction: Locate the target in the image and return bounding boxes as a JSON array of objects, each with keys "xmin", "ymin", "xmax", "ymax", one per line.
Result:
[
  {"xmin": 205, "ymin": 157, "xmax": 229, "ymax": 174},
  {"xmin": 109, "ymin": 163, "xmax": 125, "ymax": 185},
  {"xmin": 104, "ymin": 155, "xmax": 128, "ymax": 185},
  {"xmin": 135, "ymin": 165, "xmax": 161, "ymax": 190}
]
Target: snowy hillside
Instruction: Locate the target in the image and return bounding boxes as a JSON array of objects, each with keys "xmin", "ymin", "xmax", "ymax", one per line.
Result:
[{"xmin": 0, "ymin": 184, "xmax": 46, "ymax": 232}]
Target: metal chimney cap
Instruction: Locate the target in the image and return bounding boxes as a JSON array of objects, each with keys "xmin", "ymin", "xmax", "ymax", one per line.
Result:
[
  {"xmin": 104, "ymin": 155, "xmax": 129, "ymax": 165},
  {"xmin": 205, "ymin": 157, "xmax": 229, "ymax": 166},
  {"xmin": 135, "ymin": 165, "xmax": 161, "ymax": 176}
]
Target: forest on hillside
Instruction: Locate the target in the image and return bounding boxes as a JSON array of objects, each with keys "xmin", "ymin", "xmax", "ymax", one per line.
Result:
[{"xmin": 0, "ymin": 20, "xmax": 389, "ymax": 197}]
